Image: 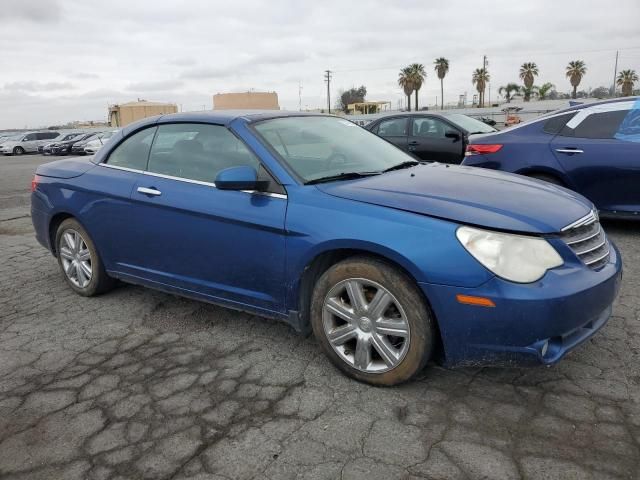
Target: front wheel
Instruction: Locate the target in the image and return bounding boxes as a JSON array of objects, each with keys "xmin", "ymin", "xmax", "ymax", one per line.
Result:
[
  {"xmin": 310, "ymin": 256, "xmax": 435, "ymax": 386},
  {"xmin": 55, "ymin": 218, "xmax": 116, "ymax": 296},
  {"xmin": 13, "ymin": 146, "xmax": 25, "ymax": 155}
]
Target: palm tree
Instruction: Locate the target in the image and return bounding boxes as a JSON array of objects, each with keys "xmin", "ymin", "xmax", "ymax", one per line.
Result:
[
  {"xmin": 398, "ymin": 67, "xmax": 414, "ymax": 111},
  {"xmin": 498, "ymin": 83, "xmax": 521, "ymax": 103},
  {"xmin": 536, "ymin": 82, "xmax": 555, "ymax": 100},
  {"xmin": 408, "ymin": 63, "xmax": 426, "ymax": 111},
  {"xmin": 472, "ymin": 68, "xmax": 490, "ymax": 107},
  {"xmin": 519, "ymin": 62, "xmax": 539, "ymax": 101},
  {"xmin": 566, "ymin": 60, "xmax": 587, "ymax": 99},
  {"xmin": 434, "ymin": 57, "xmax": 449, "ymax": 110},
  {"xmin": 616, "ymin": 70, "xmax": 639, "ymax": 96}
]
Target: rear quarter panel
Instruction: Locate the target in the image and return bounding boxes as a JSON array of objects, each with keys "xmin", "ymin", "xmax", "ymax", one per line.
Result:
[
  {"xmin": 464, "ymin": 122, "xmax": 570, "ymax": 182},
  {"xmin": 32, "ymin": 164, "xmax": 140, "ymax": 271}
]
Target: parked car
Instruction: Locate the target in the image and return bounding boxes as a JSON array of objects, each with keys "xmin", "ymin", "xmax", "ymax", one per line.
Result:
[
  {"xmin": 31, "ymin": 112, "xmax": 621, "ymax": 385},
  {"xmin": 0, "ymin": 134, "xmax": 22, "ymax": 150},
  {"xmin": 365, "ymin": 112, "xmax": 496, "ymax": 163},
  {"xmin": 476, "ymin": 116, "xmax": 497, "ymax": 126},
  {"xmin": 0, "ymin": 131, "xmax": 60, "ymax": 155},
  {"xmin": 41, "ymin": 133, "xmax": 86, "ymax": 155},
  {"xmin": 83, "ymin": 130, "xmax": 118, "ymax": 155},
  {"xmin": 71, "ymin": 132, "xmax": 104, "ymax": 155},
  {"xmin": 50, "ymin": 133, "xmax": 96, "ymax": 155},
  {"xmin": 463, "ymin": 97, "xmax": 640, "ymax": 218}
]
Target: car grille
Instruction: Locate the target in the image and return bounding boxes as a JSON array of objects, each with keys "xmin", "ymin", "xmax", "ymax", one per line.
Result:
[{"xmin": 560, "ymin": 211, "xmax": 610, "ymax": 270}]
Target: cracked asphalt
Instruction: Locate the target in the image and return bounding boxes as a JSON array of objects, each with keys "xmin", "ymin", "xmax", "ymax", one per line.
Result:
[{"xmin": 0, "ymin": 154, "xmax": 639, "ymax": 480}]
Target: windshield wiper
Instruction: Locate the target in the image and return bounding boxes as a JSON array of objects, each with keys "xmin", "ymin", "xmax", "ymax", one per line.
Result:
[
  {"xmin": 382, "ymin": 160, "xmax": 420, "ymax": 173},
  {"xmin": 306, "ymin": 171, "xmax": 380, "ymax": 185}
]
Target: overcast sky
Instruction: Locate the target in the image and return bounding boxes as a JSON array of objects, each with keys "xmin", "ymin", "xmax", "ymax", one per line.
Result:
[{"xmin": 1, "ymin": 0, "xmax": 639, "ymax": 129}]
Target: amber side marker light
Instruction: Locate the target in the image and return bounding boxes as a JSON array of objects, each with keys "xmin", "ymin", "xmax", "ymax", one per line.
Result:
[{"xmin": 456, "ymin": 294, "xmax": 496, "ymax": 307}]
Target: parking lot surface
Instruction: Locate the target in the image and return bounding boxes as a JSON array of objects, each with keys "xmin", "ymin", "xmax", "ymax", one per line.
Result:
[{"xmin": 0, "ymin": 155, "xmax": 639, "ymax": 480}]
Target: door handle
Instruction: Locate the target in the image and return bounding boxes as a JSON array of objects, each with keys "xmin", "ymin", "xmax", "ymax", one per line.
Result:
[
  {"xmin": 137, "ymin": 186, "xmax": 162, "ymax": 196},
  {"xmin": 555, "ymin": 148, "xmax": 584, "ymax": 154},
  {"xmin": 408, "ymin": 141, "xmax": 420, "ymax": 146}
]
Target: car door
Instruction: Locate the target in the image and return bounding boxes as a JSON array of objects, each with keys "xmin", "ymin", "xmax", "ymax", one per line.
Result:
[
  {"xmin": 408, "ymin": 116, "xmax": 464, "ymax": 163},
  {"xmin": 550, "ymin": 103, "xmax": 640, "ymax": 213},
  {"xmin": 81, "ymin": 126, "xmax": 155, "ymax": 274},
  {"xmin": 374, "ymin": 117, "xmax": 409, "ymax": 151},
  {"xmin": 126, "ymin": 122, "xmax": 288, "ymax": 314},
  {"xmin": 21, "ymin": 133, "xmax": 39, "ymax": 152}
]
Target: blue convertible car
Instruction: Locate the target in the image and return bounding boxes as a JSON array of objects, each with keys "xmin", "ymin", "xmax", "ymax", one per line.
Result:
[
  {"xmin": 31, "ymin": 111, "xmax": 622, "ymax": 385},
  {"xmin": 463, "ymin": 97, "xmax": 640, "ymax": 218}
]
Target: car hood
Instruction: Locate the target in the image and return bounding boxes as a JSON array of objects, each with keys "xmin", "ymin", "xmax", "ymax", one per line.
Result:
[{"xmin": 316, "ymin": 163, "xmax": 592, "ymax": 234}]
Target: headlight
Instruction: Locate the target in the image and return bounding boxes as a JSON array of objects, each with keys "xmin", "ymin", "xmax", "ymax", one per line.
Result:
[{"xmin": 456, "ymin": 226, "xmax": 563, "ymax": 283}]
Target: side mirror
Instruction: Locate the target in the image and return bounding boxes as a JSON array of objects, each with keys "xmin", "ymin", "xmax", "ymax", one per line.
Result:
[
  {"xmin": 215, "ymin": 165, "xmax": 262, "ymax": 191},
  {"xmin": 444, "ymin": 130, "xmax": 461, "ymax": 141}
]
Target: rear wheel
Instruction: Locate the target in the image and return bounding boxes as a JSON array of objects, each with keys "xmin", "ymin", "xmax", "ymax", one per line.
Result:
[
  {"xmin": 311, "ymin": 256, "xmax": 434, "ymax": 386},
  {"xmin": 528, "ymin": 173, "xmax": 564, "ymax": 186},
  {"xmin": 13, "ymin": 146, "xmax": 25, "ymax": 155},
  {"xmin": 55, "ymin": 218, "xmax": 115, "ymax": 296}
]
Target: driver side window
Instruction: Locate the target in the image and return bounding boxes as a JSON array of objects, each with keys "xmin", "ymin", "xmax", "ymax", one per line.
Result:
[{"xmin": 147, "ymin": 123, "xmax": 260, "ymax": 183}]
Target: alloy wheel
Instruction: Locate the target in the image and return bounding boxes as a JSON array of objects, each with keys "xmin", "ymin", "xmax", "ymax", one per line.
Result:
[
  {"xmin": 59, "ymin": 229, "xmax": 93, "ymax": 288},
  {"xmin": 322, "ymin": 278, "xmax": 410, "ymax": 373}
]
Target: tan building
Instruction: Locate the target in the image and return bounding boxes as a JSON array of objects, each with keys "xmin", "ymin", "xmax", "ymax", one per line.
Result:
[
  {"xmin": 109, "ymin": 100, "xmax": 178, "ymax": 127},
  {"xmin": 213, "ymin": 91, "xmax": 279, "ymax": 110}
]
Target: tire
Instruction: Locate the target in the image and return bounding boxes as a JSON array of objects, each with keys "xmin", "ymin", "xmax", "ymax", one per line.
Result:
[
  {"xmin": 55, "ymin": 218, "xmax": 115, "ymax": 296},
  {"xmin": 13, "ymin": 147, "xmax": 24, "ymax": 155},
  {"xmin": 528, "ymin": 173, "xmax": 564, "ymax": 186},
  {"xmin": 310, "ymin": 256, "xmax": 434, "ymax": 386}
]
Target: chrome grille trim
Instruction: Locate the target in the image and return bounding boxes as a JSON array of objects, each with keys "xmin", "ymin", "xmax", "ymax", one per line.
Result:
[
  {"xmin": 561, "ymin": 210, "xmax": 598, "ymax": 231},
  {"xmin": 560, "ymin": 212, "xmax": 610, "ymax": 270},
  {"xmin": 584, "ymin": 247, "xmax": 611, "ymax": 266},
  {"xmin": 574, "ymin": 237, "xmax": 607, "ymax": 256},
  {"xmin": 564, "ymin": 224, "xmax": 601, "ymax": 245}
]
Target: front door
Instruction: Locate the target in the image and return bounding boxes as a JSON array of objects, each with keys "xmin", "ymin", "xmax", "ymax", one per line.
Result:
[
  {"xmin": 125, "ymin": 122, "xmax": 288, "ymax": 315},
  {"xmin": 550, "ymin": 102, "xmax": 640, "ymax": 213},
  {"xmin": 408, "ymin": 116, "xmax": 464, "ymax": 163}
]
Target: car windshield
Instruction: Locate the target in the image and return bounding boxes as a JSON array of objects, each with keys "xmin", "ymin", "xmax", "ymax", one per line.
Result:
[
  {"xmin": 446, "ymin": 114, "xmax": 497, "ymax": 134},
  {"xmin": 62, "ymin": 134, "xmax": 81, "ymax": 141},
  {"xmin": 101, "ymin": 131, "xmax": 116, "ymax": 139},
  {"xmin": 254, "ymin": 116, "xmax": 417, "ymax": 183}
]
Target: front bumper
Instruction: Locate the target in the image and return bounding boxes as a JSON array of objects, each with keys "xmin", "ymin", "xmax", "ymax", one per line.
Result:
[{"xmin": 421, "ymin": 242, "xmax": 623, "ymax": 367}]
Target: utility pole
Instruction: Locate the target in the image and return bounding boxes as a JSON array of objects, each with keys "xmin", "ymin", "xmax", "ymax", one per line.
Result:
[
  {"xmin": 298, "ymin": 82, "xmax": 303, "ymax": 111},
  {"xmin": 324, "ymin": 70, "xmax": 332, "ymax": 114},
  {"xmin": 611, "ymin": 50, "xmax": 619, "ymax": 97}
]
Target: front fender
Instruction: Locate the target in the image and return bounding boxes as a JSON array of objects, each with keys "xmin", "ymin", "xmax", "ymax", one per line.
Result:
[{"xmin": 284, "ymin": 187, "xmax": 493, "ymax": 311}]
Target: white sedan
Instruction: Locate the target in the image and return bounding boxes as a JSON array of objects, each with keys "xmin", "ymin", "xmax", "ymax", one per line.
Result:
[{"xmin": 84, "ymin": 130, "xmax": 119, "ymax": 155}]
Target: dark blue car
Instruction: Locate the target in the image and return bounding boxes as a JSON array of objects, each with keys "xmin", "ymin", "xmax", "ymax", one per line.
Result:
[
  {"xmin": 31, "ymin": 111, "xmax": 622, "ymax": 385},
  {"xmin": 463, "ymin": 97, "xmax": 640, "ymax": 218}
]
